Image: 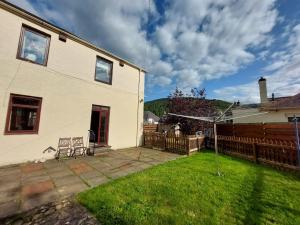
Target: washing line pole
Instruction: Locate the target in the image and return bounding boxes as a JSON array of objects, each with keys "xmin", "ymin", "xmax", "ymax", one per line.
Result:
[{"xmin": 168, "ymin": 102, "xmax": 272, "ymax": 176}]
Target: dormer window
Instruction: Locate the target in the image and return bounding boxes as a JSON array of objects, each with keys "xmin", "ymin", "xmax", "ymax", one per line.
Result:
[
  {"xmin": 17, "ymin": 25, "xmax": 51, "ymax": 66},
  {"xmin": 95, "ymin": 56, "xmax": 113, "ymax": 84}
]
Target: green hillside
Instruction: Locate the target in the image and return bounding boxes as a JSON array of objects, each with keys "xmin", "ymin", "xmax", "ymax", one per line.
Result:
[{"xmin": 144, "ymin": 98, "xmax": 231, "ymax": 117}]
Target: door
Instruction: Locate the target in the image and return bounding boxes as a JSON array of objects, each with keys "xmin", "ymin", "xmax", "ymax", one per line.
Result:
[{"xmin": 90, "ymin": 105, "xmax": 110, "ymax": 145}]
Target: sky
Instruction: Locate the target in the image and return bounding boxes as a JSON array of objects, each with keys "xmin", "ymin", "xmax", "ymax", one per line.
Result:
[{"xmin": 8, "ymin": 0, "xmax": 300, "ymax": 103}]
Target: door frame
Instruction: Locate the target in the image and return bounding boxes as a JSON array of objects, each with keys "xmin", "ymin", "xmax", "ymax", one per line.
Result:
[{"xmin": 91, "ymin": 105, "xmax": 110, "ymax": 146}]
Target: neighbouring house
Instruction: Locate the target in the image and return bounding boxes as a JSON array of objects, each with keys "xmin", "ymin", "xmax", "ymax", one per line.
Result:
[
  {"xmin": 232, "ymin": 77, "xmax": 300, "ymax": 123},
  {"xmin": 0, "ymin": 1, "xmax": 146, "ymax": 166},
  {"xmin": 144, "ymin": 111, "xmax": 160, "ymax": 124}
]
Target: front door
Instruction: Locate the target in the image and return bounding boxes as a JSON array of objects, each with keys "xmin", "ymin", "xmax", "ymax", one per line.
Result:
[{"xmin": 90, "ymin": 105, "xmax": 110, "ymax": 146}]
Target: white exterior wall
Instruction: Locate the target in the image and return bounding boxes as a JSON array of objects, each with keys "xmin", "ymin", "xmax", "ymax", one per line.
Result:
[
  {"xmin": 0, "ymin": 6, "xmax": 145, "ymax": 166},
  {"xmin": 232, "ymin": 108, "xmax": 300, "ymax": 123}
]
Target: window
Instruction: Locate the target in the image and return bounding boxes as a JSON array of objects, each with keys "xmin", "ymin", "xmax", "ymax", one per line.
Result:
[
  {"xmin": 95, "ymin": 56, "xmax": 113, "ymax": 84},
  {"xmin": 5, "ymin": 94, "xmax": 42, "ymax": 134},
  {"xmin": 288, "ymin": 117, "xmax": 300, "ymax": 122},
  {"xmin": 17, "ymin": 25, "xmax": 50, "ymax": 66}
]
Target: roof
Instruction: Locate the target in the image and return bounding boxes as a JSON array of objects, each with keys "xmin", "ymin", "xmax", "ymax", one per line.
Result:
[
  {"xmin": 233, "ymin": 93, "xmax": 300, "ymax": 112},
  {"xmin": 144, "ymin": 111, "xmax": 160, "ymax": 122},
  {"xmin": 234, "ymin": 103, "xmax": 260, "ymax": 110},
  {"xmin": 263, "ymin": 93, "xmax": 300, "ymax": 110},
  {"xmin": 0, "ymin": 0, "xmax": 147, "ymax": 73}
]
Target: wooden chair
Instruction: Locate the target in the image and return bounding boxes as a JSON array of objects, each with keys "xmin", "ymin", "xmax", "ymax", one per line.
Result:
[
  {"xmin": 56, "ymin": 137, "xmax": 72, "ymax": 159},
  {"xmin": 72, "ymin": 137, "xmax": 87, "ymax": 158}
]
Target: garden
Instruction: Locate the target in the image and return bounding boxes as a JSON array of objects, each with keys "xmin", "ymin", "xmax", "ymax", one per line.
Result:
[{"xmin": 78, "ymin": 151, "xmax": 300, "ymax": 225}]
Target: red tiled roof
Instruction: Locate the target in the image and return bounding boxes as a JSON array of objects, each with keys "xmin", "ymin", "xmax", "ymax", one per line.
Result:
[{"xmin": 263, "ymin": 93, "xmax": 300, "ymax": 110}]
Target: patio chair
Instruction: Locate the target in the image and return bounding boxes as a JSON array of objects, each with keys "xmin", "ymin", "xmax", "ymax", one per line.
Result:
[
  {"xmin": 72, "ymin": 137, "xmax": 87, "ymax": 158},
  {"xmin": 56, "ymin": 137, "xmax": 72, "ymax": 159}
]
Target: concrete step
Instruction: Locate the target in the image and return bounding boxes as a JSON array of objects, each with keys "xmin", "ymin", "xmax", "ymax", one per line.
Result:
[{"xmin": 88, "ymin": 143, "xmax": 112, "ymax": 156}]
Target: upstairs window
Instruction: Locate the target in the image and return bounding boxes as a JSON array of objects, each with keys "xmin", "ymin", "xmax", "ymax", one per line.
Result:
[
  {"xmin": 17, "ymin": 25, "xmax": 50, "ymax": 66},
  {"xmin": 5, "ymin": 94, "xmax": 42, "ymax": 134},
  {"xmin": 95, "ymin": 56, "xmax": 113, "ymax": 84}
]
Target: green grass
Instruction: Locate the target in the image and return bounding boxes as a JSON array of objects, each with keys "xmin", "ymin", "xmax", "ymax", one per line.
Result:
[{"xmin": 77, "ymin": 151, "xmax": 300, "ymax": 225}]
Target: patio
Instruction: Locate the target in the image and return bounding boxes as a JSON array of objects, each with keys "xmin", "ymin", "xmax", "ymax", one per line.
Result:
[{"xmin": 0, "ymin": 147, "xmax": 181, "ymax": 219}]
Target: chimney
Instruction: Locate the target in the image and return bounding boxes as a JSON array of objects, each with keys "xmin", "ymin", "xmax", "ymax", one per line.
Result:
[{"xmin": 258, "ymin": 77, "xmax": 268, "ymax": 103}]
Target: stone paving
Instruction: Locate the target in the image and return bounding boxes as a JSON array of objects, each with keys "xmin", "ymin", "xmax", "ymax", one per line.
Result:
[
  {"xmin": 1, "ymin": 198, "xmax": 100, "ymax": 225},
  {"xmin": 0, "ymin": 147, "xmax": 181, "ymax": 220}
]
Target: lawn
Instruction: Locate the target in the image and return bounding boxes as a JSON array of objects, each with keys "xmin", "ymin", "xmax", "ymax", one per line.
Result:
[{"xmin": 77, "ymin": 151, "xmax": 300, "ymax": 225}]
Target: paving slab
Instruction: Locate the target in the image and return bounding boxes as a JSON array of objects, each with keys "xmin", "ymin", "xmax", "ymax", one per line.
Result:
[
  {"xmin": 0, "ymin": 147, "xmax": 181, "ymax": 219},
  {"xmin": 84, "ymin": 176, "xmax": 110, "ymax": 187},
  {"xmin": 52, "ymin": 175, "xmax": 83, "ymax": 187},
  {"xmin": 0, "ymin": 199, "xmax": 20, "ymax": 219},
  {"xmin": 22, "ymin": 190, "xmax": 60, "ymax": 211},
  {"xmin": 56, "ymin": 183, "xmax": 89, "ymax": 197}
]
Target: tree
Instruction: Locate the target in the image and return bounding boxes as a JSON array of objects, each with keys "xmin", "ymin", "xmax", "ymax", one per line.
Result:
[{"xmin": 165, "ymin": 87, "xmax": 217, "ymax": 134}]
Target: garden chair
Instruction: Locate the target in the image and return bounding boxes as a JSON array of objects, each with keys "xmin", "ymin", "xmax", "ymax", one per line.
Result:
[
  {"xmin": 72, "ymin": 137, "xmax": 87, "ymax": 158},
  {"xmin": 56, "ymin": 137, "xmax": 72, "ymax": 159}
]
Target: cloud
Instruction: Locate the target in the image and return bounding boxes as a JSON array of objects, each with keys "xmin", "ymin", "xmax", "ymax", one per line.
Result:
[
  {"xmin": 152, "ymin": 0, "xmax": 278, "ymax": 89},
  {"xmin": 9, "ymin": 0, "xmax": 279, "ymax": 92},
  {"xmin": 8, "ymin": 0, "xmax": 40, "ymax": 16},
  {"xmin": 214, "ymin": 23, "xmax": 300, "ymax": 103}
]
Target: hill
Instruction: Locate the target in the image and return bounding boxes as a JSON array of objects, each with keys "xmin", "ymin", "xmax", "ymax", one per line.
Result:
[{"xmin": 144, "ymin": 98, "xmax": 231, "ymax": 117}]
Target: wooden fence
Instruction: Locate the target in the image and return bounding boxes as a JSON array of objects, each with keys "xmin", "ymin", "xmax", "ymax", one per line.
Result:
[
  {"xmin": 211, "ymin": 123, "xmax": 300, "ymax": 170},
  {"xmin": 207, "ymin": 135, "xmax": 299, "ymax": 171},
  {"xmin": 216, "ymin": 123, "xmax": 300, "ymax": 141},
  {"xmin": 144, "ymin": 132, "xmax": 205, "ymax": 155},
  {"xmin": 143, "ymin": 124, "xmax": 158, "ymax": 133}
]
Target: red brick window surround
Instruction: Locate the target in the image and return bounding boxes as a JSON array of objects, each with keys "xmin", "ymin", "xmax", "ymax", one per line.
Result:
[{"xmin": 5, "ymin": 94, "xmax": 42, "ymax": 135}]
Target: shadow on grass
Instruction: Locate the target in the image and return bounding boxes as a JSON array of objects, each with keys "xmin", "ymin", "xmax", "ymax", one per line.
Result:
[{"xmin": 242, "ymin": 167, "xmax": 264, "ymax": 225}]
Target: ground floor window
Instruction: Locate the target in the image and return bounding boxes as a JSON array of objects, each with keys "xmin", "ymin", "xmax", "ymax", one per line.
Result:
[{"xmin": 5, "ymin": 94, "xmax": 42, "ymax": 134}]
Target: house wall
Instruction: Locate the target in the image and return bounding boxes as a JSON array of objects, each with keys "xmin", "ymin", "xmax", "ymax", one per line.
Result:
[
  {"xmin": 232, "ymin": 108, "xmax": 300, "ymax": 123},
  {"xmin": 0, "ymin": 6, "xmax": 145, "ymax": 166}
]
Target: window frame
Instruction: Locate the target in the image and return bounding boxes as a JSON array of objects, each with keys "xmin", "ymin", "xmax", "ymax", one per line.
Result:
[
  {"xmin": 5, "ymin": 94, "xmax": 43, "ymax": 135},
  {"xmin": 16, "ymin": 24, "xmax": 51, "ymax": 66},
  {"xmin": 94, "ymin": 56, "xmax": 113, "ymax": 85},
  {"xmin": 288, "ymin": 116, "xmax": 300, "ymax": 122}
]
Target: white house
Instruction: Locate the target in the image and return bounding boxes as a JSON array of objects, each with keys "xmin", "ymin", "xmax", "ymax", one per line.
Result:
[{"xmin": 0, "ymin": 1, "xmax": 146, "ymax": 166}]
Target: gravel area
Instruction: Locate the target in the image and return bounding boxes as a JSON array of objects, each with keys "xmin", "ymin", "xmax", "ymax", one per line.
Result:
[{"xmin": 0, "ymin": 198, "xmax": 100, "ymax": 225}]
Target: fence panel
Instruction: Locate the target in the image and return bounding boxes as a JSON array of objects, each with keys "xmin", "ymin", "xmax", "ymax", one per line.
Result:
[
  {"xmin": 212, "ymin": 135, "xmax": 299, "ymax": 171},
  {"xmin": 144, "ymin": 124, "xmax": 158, "ymax": 133},
  {"xmin": 143, "ymin": 132, "xmax": 204, "ymax": 155}
]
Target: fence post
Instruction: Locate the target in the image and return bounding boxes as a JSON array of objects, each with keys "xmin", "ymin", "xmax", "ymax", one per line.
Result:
[
  {"xmin": 151, "ymin": 133, "xmax": 154, "ymax": 149},
  {"xmin": 186, "ymin": 137, "xmax": 190, "ymax": 156},
  {"xmin": 252, "ymin": 143, "xmax": 258, "ymax": 163}
]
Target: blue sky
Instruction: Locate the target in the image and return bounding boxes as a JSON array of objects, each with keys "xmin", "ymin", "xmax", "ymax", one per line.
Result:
[{"xmin": 9, "ymin": 0, "xmax": 300, "ymax": 103}]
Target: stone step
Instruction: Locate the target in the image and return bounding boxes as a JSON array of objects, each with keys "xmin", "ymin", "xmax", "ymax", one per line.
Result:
[{"xmin": 87, "ymin": 144, "xmax": 112, "ymax": 156}]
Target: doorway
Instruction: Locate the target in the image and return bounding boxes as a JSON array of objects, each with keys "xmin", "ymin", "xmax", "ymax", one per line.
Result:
[{"xmin": 90, "ymin": 105, "xmax": 110, "ymax": 146}]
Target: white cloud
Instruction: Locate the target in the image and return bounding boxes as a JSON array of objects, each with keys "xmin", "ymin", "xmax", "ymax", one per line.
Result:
[
  {"xmin": 9, "ymin": 0, "xmax": 280, "ymax": 92},
  {"xmin": 153, "ymin": 0, "xmax": 278, "ymax": 88},
  {"xmin": 8, "ymin": 0, "xmax": 40, "ymax": 16},
  {"xmin": 214, "ymin": 23, "xmax": 300, "ymax": 103}
]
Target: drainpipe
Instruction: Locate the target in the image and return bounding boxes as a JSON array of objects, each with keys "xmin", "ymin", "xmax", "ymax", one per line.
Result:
[{"xmin": 135, "ymin": 69, "xmax": 141, "ymax": 147}]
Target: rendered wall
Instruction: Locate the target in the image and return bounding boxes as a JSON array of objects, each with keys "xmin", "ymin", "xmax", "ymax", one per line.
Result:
[
  {"xmin": 0, "ymin": 7, "xmax": 145, "ymax": 166},
  {"xmin": 232, "ymin": 108, "xmax": 300, "ymax": 123}
]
